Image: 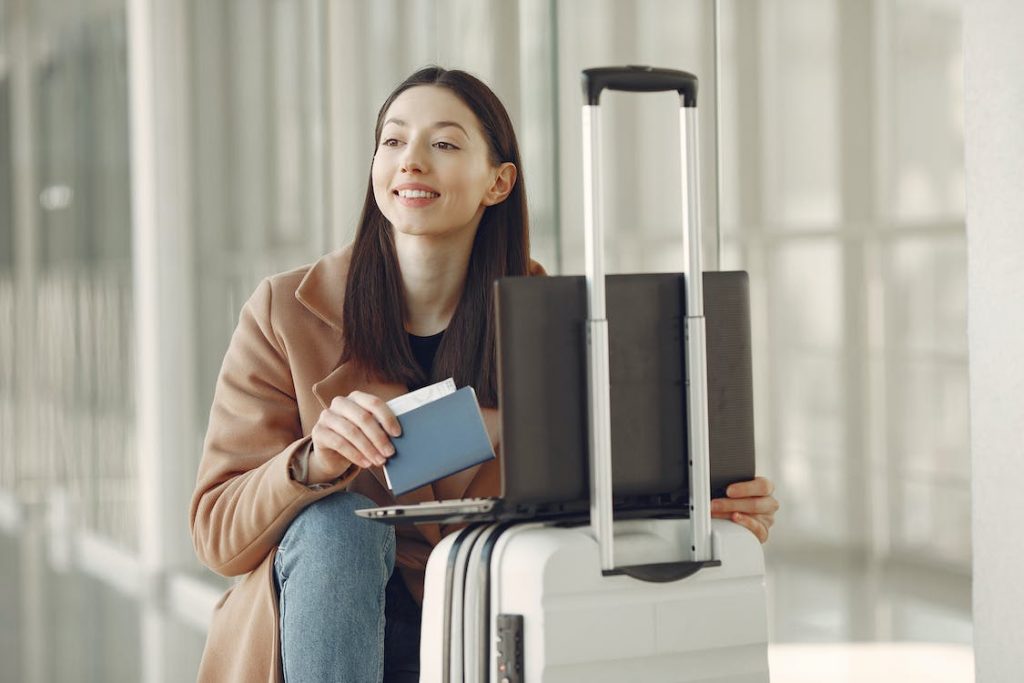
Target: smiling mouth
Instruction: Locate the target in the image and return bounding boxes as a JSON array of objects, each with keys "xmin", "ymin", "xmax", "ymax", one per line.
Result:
[{"xmin": 395, "ymin": 189, "xmax": 440, "ymax": 199}]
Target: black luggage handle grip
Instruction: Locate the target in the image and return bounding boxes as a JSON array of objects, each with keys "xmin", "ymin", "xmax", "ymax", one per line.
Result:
[
  {"xmin": 603, "ymin": 559, "xmax": 722, "ymax": 583},
  {"xmin": 582, "ymin": 65, "xmax": 698, "ymax": 107}
]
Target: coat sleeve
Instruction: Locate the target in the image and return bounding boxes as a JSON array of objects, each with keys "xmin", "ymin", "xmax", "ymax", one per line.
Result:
[{"xmin": 189, "ymin": 277, "xmax": 356, "ymax": 576}]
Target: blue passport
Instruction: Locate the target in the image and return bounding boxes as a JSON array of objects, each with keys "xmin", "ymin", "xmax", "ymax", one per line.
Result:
[{"xmin": 384, "ymin": 386, "xmax": 496, "ymax": 496}]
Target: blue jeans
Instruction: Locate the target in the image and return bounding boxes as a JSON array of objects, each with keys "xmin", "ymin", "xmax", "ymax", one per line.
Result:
[{"xmin": 273, "ymin": 491, "xmax": 422, "ymax": 682}]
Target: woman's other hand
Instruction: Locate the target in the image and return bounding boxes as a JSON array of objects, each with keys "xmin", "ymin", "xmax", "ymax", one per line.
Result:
[
  {"xmin": 710, "ymin": 476, "xmax": 778, "ymax": 543},
  {"xmin": 308, "ymin": 391, "xmax": 402, "ymax": 484}
]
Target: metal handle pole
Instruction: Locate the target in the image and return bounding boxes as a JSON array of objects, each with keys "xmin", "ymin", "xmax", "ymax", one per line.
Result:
[
  {"xmin": 582, "ymin": 104, "xmax": 615, "ymax": 572},
  {"xmin": 581, "ymin": 66, "xmax": 713, "ymax": 572},
  {"xmin": 681, "ymin": 106, "xmax": 713, "ymax": 562}
]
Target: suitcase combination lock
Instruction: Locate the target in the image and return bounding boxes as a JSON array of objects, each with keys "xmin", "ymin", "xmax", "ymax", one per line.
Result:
[{"xmin": 495, "ymin": 613, "xmax": 524, "ymax": 682}]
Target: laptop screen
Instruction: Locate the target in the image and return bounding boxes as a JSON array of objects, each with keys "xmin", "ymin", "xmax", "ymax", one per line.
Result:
[{"xmin": 495, "ymin": 272, "xmax": 755, "ymax": 509}]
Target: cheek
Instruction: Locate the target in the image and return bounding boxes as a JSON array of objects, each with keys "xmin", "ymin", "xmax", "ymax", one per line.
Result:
[
  {"xmin": 371, "ymin": 158, "xmax": 390, "ymax": 205},
  {"xmin": 449, "ymin": 167, "xmax": 495, "ymax": 205}
]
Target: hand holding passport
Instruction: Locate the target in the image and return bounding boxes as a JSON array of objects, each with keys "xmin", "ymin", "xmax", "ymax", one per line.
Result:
[{"xmin": 383, "ymin": 379, "xmax": 496, "ymax": 496}]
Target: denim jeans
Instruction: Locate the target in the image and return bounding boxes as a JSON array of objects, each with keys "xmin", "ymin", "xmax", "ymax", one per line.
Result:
[{"xmin": 273, "ymin": 491, "xmax": 422, "ymax": 683}]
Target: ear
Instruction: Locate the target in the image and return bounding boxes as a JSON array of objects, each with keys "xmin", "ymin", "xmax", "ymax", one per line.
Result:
[{"xmin": 482, "ymin": 162, "xmax": 517, "ymax": 207}]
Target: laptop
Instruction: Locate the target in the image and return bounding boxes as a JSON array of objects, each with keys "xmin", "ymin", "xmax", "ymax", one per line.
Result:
[{"xmin": 355, "ymin": 272, "xmax": 756, "ymax": 525}]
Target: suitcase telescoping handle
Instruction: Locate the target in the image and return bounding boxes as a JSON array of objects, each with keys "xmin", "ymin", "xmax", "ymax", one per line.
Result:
[{"xmin": 581, "ymin": 66, "xmax": 717, "ymax": 579}]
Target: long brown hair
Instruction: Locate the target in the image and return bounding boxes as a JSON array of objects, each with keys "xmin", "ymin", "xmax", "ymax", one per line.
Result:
[{"xmin": 341, "ymin": 67, "xmax": 530, "ymax": 407}]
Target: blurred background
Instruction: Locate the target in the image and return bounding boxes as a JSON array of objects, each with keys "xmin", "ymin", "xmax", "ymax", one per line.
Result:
[{"xmin": 0, "ymin": 0, "xmax": 970, "ymax": 681}]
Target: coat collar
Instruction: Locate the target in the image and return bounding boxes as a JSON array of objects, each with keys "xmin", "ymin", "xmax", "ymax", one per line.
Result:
[{"xmin": 294, "ymin": 245, "xmax": 353, "ymax": 333}]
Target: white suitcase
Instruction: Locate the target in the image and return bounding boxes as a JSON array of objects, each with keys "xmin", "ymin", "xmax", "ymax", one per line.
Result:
[
  {"xmin": 420, "ymin": 66, "xmax": 770, "ymax": 683},
  {"xmin": 421, "ymin": 518, "xmax": 768, "ymax": 682}
]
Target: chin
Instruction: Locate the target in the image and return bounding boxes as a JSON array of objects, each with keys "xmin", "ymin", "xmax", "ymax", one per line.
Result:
[
  {"xmin": 390, "ymin": 219, "xmax": 476, "ymax": 241},
  {"xmin": 390, "ymin": 222, "xmax": 441, "ymax": 237}
]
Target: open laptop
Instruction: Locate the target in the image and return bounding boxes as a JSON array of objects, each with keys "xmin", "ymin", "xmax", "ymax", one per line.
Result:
[{"xmin": 355, "ymin": 272, "xmax": 756, "ymax": 525}]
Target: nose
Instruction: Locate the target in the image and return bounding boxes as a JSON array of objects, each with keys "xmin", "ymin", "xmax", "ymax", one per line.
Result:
[{"xmin": 400, "ymin": 142, "xmax": 427, "ymax": 174}]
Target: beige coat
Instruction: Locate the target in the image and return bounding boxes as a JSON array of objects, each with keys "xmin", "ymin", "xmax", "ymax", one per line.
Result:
[{"xmin": 190, "ymin": 245, "xmax": 544, "ymax": 682}]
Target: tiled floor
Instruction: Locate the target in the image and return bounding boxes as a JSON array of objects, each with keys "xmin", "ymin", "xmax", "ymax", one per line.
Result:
[
  {"xmin": 768, "ymin": 643, "xmax": 974, "ymax": 683},
  {"xmin": 765, "ymin": 544, "xmax": 972, "ymax": 644}
]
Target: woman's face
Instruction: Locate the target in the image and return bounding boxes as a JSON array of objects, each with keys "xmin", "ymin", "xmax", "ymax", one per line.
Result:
[{"xmin": 372, "ymin": 85, "xmax": 511, "ymax": 240}]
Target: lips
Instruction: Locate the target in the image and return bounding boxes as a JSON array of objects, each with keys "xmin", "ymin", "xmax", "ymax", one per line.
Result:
[{"xmin": 394, "ymin": 183, "xmax": 440, "ymax": 199}]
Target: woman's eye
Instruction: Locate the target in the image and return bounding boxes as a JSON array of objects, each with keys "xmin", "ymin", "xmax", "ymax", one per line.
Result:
[
  {"xmin": 381, "ymin": 138, "xmax": 402, "ymax": 147},
  {"xmin": 434, "ymin": 141, "xmax": 459, "ymax": 151}
]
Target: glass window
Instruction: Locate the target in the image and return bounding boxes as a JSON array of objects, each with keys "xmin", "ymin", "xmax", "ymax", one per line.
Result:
[
  {"xmin": 888, "ymin": 359, "xmax": 969, "ymax": 481},
  {"xmin": 895, "ymin": 478, "xmax": 970, "ymax": 566},
  {"xmin": 1, "ymin": 70, "xmax": 15, "ymax": 491},
  {"xmin": 772, "ymin": 242, "xmax": 844, "ymax": 350},
  {"xmin": 30, "ymin": 6, "xmax": 136, "ymax": 550},
  {"xmin": 0, "ymin": 79, "xmax": 12, "ymax": 270},
  {"xmin": 763, "ymin": 0, "xmax": 841, "ymax": 229},
  {"xmin": 555, "ymin": 0, "xmax": 717, "ymax": 274},
  {"xmin": 886, "ymin": 0, "xmax": 965, "ymax": 223},
  {"xmin": 719, "ymin": 0, "xmax": 970, "ymax": 639},
  {"xmin": 885, "ymin": 235, "xmax": 967, "ymax": 357},
  {"xmin": 189, "ymin": 0, "xmax": 328, "ymax": 450}
]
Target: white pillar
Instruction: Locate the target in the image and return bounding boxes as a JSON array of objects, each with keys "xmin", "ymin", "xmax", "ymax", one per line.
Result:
[
  {"xmin": 126, "ymin": 0, "xmax": 196, "ymax": 680},
  {"xmin": 964, "ymin": 1, "xmax": 1024, "ymax": 680}
]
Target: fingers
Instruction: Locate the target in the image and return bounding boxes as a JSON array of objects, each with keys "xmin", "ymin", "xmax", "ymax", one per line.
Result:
[
  {"xmin": 336, "ymin": 394, "xmax": 399, "ymax": 450},
  {"xmin": 710, "ymin": 494, "xmax": 779, "ymax": 516},
  {"xmin": 731, "ymin": 512, "xmax": 769, "ymax": 543},
  {"xmin": 311, "ymin": 419, "xmax": 377, "ymax": 469},
  {"xmin": 314, "ymin": 393, "xmax": 401, "ymax": 470},
  {"xmin": 707, "ymin": 477, "xmax": 778, "ymax": 543},
  {"xmin": 348, "ymin": 391, "xmax": 402, "ymax": 438},
  {"xmin": 318, "ymin": 409, "xmax": 389, "ymax": 466},
  {"xmin": 725, "ymin": 476, "xmax": 775, "ymax": 499}
]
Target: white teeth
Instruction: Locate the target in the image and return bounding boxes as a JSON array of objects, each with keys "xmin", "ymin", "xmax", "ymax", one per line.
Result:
[{"xmin": 397, "ymin": 189, "xmax": 439, "ymax": 199}]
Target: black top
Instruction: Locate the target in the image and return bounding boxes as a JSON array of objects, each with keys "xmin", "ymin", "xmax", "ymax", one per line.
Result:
[{"xmin": 408, "ymin": 330, "xmax": 445, "ymax": 389}]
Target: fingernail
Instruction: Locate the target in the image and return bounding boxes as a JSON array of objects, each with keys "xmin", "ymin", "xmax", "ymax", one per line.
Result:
[{"xmin": 384, "ymin": 444, "xmax": 395, "ymax": 456}]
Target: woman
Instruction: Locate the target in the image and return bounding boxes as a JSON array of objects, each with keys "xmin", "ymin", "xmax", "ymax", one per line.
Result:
[{"xmin": 190, "ymin": 66, "xmax": 779, "ymax": 683}]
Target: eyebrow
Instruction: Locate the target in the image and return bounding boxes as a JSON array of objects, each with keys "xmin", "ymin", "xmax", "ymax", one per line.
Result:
[{"xmin": 382, "ymin": 118, "xmax": 471, "ymax": 138}]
